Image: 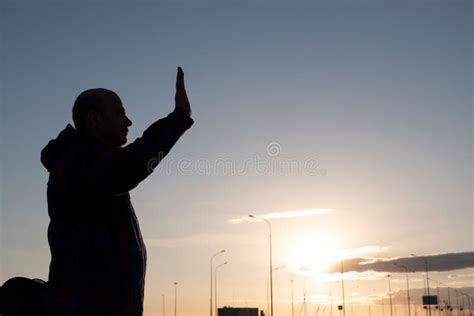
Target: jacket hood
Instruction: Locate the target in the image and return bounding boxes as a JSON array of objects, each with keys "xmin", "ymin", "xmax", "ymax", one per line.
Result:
[{"xmin": 41, "ymin": 124, "xmax": 81, "ymax": 172}]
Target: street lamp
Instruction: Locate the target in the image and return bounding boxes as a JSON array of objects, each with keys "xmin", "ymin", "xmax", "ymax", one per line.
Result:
[
  {"xmin": 291, "ymin": 279, "xmax": 295, "ymax": 316},
  {"xmin": 447, "ymin": 287, "xmax": 452, "ymax": 316},
  {"xmin": 387, "ymin": 274, "xmax": 394, "ymax": 316},
  {"xmin": 341, "ymin": 259, "xmax": 346, "ymax": 316},
  {"xmin": 266, "ymin": 276, "xmax": 270, "ymax": 316},
  {"xmin": 162, "ymin": 294, "xmax": 165, "ymax": 316},
  {"xmin": 211, "ymin": 250, "xmax": 226, "ymax": 316},
  {"xmin": 455, "ymin": 289, "xmax": 460, "ymax": 316},
  {"xmin": 215, "ymin": 262, "xmax": 228, "ymax": 316},
  {"xmin": 436, "ymin": 286, "xmax": 441, "ymax": 316},
  {"xmin": 174, "ymin": 282, "xmax": 178, "ymax": 316},
  {"xmin": 249, "ymin": 214, "xmax": 274, "ymax": 316},
  {"xmin": 394, "ymin": 262, "xmax": 412, "ymax": 316},
  {"xmin": 411, "ymin": 254, "xmax": 432, "ymax": 316},
  {"xmin": 271, "ymin": 265, "xmax": 285, "ymax": 316}
]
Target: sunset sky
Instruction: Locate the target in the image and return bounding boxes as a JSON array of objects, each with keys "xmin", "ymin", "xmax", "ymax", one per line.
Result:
[{"xmin": 1, "ymin": 1, "xmax": 472, "ymax": 316}]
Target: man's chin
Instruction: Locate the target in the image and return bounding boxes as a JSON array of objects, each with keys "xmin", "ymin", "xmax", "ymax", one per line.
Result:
[
  {"xmin": 120, "ymin": 136, "xmax": 128, "ymax": 146},
  {"xmin": 113, "ymin": 136, "xmax": 127, "ymax": 148}
]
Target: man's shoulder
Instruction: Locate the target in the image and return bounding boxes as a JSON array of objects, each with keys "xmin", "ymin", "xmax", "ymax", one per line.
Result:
[{"xmin": 53, "ymin": 142, "xmax": 105, "ymax": 174}]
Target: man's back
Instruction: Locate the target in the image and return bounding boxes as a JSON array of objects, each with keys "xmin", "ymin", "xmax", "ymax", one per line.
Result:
[{"xmin": 42, "ymin": 125, "xmax": 146, "ymax": 315}]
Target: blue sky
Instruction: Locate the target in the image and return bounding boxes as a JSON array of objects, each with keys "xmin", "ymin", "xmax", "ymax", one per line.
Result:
[{"xmin": 1, "ymin": 1, "xmax": 472, "ymax": 315}]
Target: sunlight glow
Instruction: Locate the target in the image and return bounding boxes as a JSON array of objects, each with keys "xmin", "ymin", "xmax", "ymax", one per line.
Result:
[{"xmin": 287, "ymin": 239, "xmax": 343, "ymax": 276}]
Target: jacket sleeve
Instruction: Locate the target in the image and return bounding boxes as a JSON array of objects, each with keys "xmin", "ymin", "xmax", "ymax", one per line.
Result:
[{"xmin": 77, "ymin": 109, "xmax": 194, "ymax": 195}]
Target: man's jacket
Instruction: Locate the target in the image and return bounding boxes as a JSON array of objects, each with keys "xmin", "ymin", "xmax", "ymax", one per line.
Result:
[{"xmin": 40, "ymin": 110, "xmax": 193, "ymax": 316}]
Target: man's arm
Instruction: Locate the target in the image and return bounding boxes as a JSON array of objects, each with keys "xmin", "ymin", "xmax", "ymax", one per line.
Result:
[{"xmin": 77, "ymin": 68, "xmax": 193, "ymax": 195}]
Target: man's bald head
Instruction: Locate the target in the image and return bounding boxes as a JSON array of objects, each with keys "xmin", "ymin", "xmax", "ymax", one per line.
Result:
[
  {"xmin": 72, "ymin": 88, "xmax": 121, "ymax": 133},
  {"xmin": 72, "ymin": 88, "xmax": 132, "ymax": 150}
]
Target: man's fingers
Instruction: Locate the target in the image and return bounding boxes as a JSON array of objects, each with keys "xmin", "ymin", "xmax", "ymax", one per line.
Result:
[
  {"xmin": 176, "ymin": 67, "xmax": 184, "ymax": 90},
  {"xmin": 174, "ymin": 66, "xmax": 192, "ymax": 116}
]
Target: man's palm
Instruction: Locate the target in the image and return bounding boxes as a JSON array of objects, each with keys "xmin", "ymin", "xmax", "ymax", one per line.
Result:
[{"xmin": 175, "ymin": 67, "xmax": 191, "ymax": 116}]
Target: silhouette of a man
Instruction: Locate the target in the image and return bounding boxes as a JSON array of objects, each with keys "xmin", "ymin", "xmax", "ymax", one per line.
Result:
[{"xmin": 41, "ymin": 67, "xmax": 193, "ymax": 316}]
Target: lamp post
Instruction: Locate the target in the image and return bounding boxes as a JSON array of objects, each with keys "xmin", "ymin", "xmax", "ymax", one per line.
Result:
[
  {"xmin": 447, "ymin": 287, "xmax": 452, "ymax": 316},
  {"xmin": 211, "ymin": 250, "xmax": 226, "ymax": 316},
  {"xmin": 266, "ymin": 276, "xmax": 270, "ymax": 316},
  {"xmin": 387, "ymin": 275, "xmax": 394, "ymax": 316},
  {"xmin": 368, "ymin": 288, "xmax": 377, "ymax": 316},
  {"xmin": 291, "ymin": 279, "xmax": 295, "ymax": 316},
  {"xmin": 249, "ymin": 214, "xmax": 274, "ymax": 316},
  {"xmin": 394, "ymin": 263, "xmax": 412, "ymax": 316},
  {"xmin": 162, "ymin": 294, "xmax": 165, "ymax": 316},
  {"xmin": 215, "ymin": 262, "xmax": 228, "ymax": 316},
  {"xmin": 382, "ymin": 296, "xmax": 385, "ymax": 316},
  {"xmin": 436, "ymin": 286, "xmax": 441, "ymax": 316},
  {"xmin": 174, "ymin": 282, "xmax": 178, "ymax": 316},
  {"xmin": 455, "ymin": 290, "xmax": 460, "ymax": 316},
  {"xmin": 341, "ymin": 259, "xmax": 346, "ymax": 316},
  {"xmin": 411, "ymin": 254, "xmax": 432, "ymax": 316}
]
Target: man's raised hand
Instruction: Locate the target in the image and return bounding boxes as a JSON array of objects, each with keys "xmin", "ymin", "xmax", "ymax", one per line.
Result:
[{"xmin": 175, "ymin": 67, "xmax": 192, "ymax": 116}]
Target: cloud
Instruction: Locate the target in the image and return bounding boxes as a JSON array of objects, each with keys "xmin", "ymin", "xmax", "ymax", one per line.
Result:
[
  {"xmin": 325, "ymin": 252, "xmax": 474, "ymax": 274},
  {"xmin": 448, "ymin": 272, "xmax": 474, "ymax": 279},
  {"xmin": 344, "ymin": 245, "xmax": 392, "ymax": 257},
  {"xmin": 445, "ymin": 280, "xmax": 474, "ymax": 286},
  {"xmin": 228, "ymin": 208, "xmax": 332, "ymax": 224},
  {"xmin": 311, "ymin": 271, "xmax": 390, "ymax": 282},
  {"xmin": 287, "ymin": 244, "xmax": 391, "ymax": 277}
]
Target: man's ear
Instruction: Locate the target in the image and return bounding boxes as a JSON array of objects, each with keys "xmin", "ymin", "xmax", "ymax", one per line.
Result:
[{"xmin": 86, "ymin": 109, "xmax": 103, "ymax": 129}]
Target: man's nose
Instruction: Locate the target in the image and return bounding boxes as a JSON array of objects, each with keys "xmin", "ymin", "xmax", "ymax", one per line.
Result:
[{"xmin": 126, "ymin": 116, "xmax": 132, "ymax": 127}]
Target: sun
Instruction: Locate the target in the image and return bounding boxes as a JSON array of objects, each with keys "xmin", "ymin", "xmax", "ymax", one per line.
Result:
[{"xmin": 287, "ymin": 239, "xmax": 342, "ymax": 276}]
